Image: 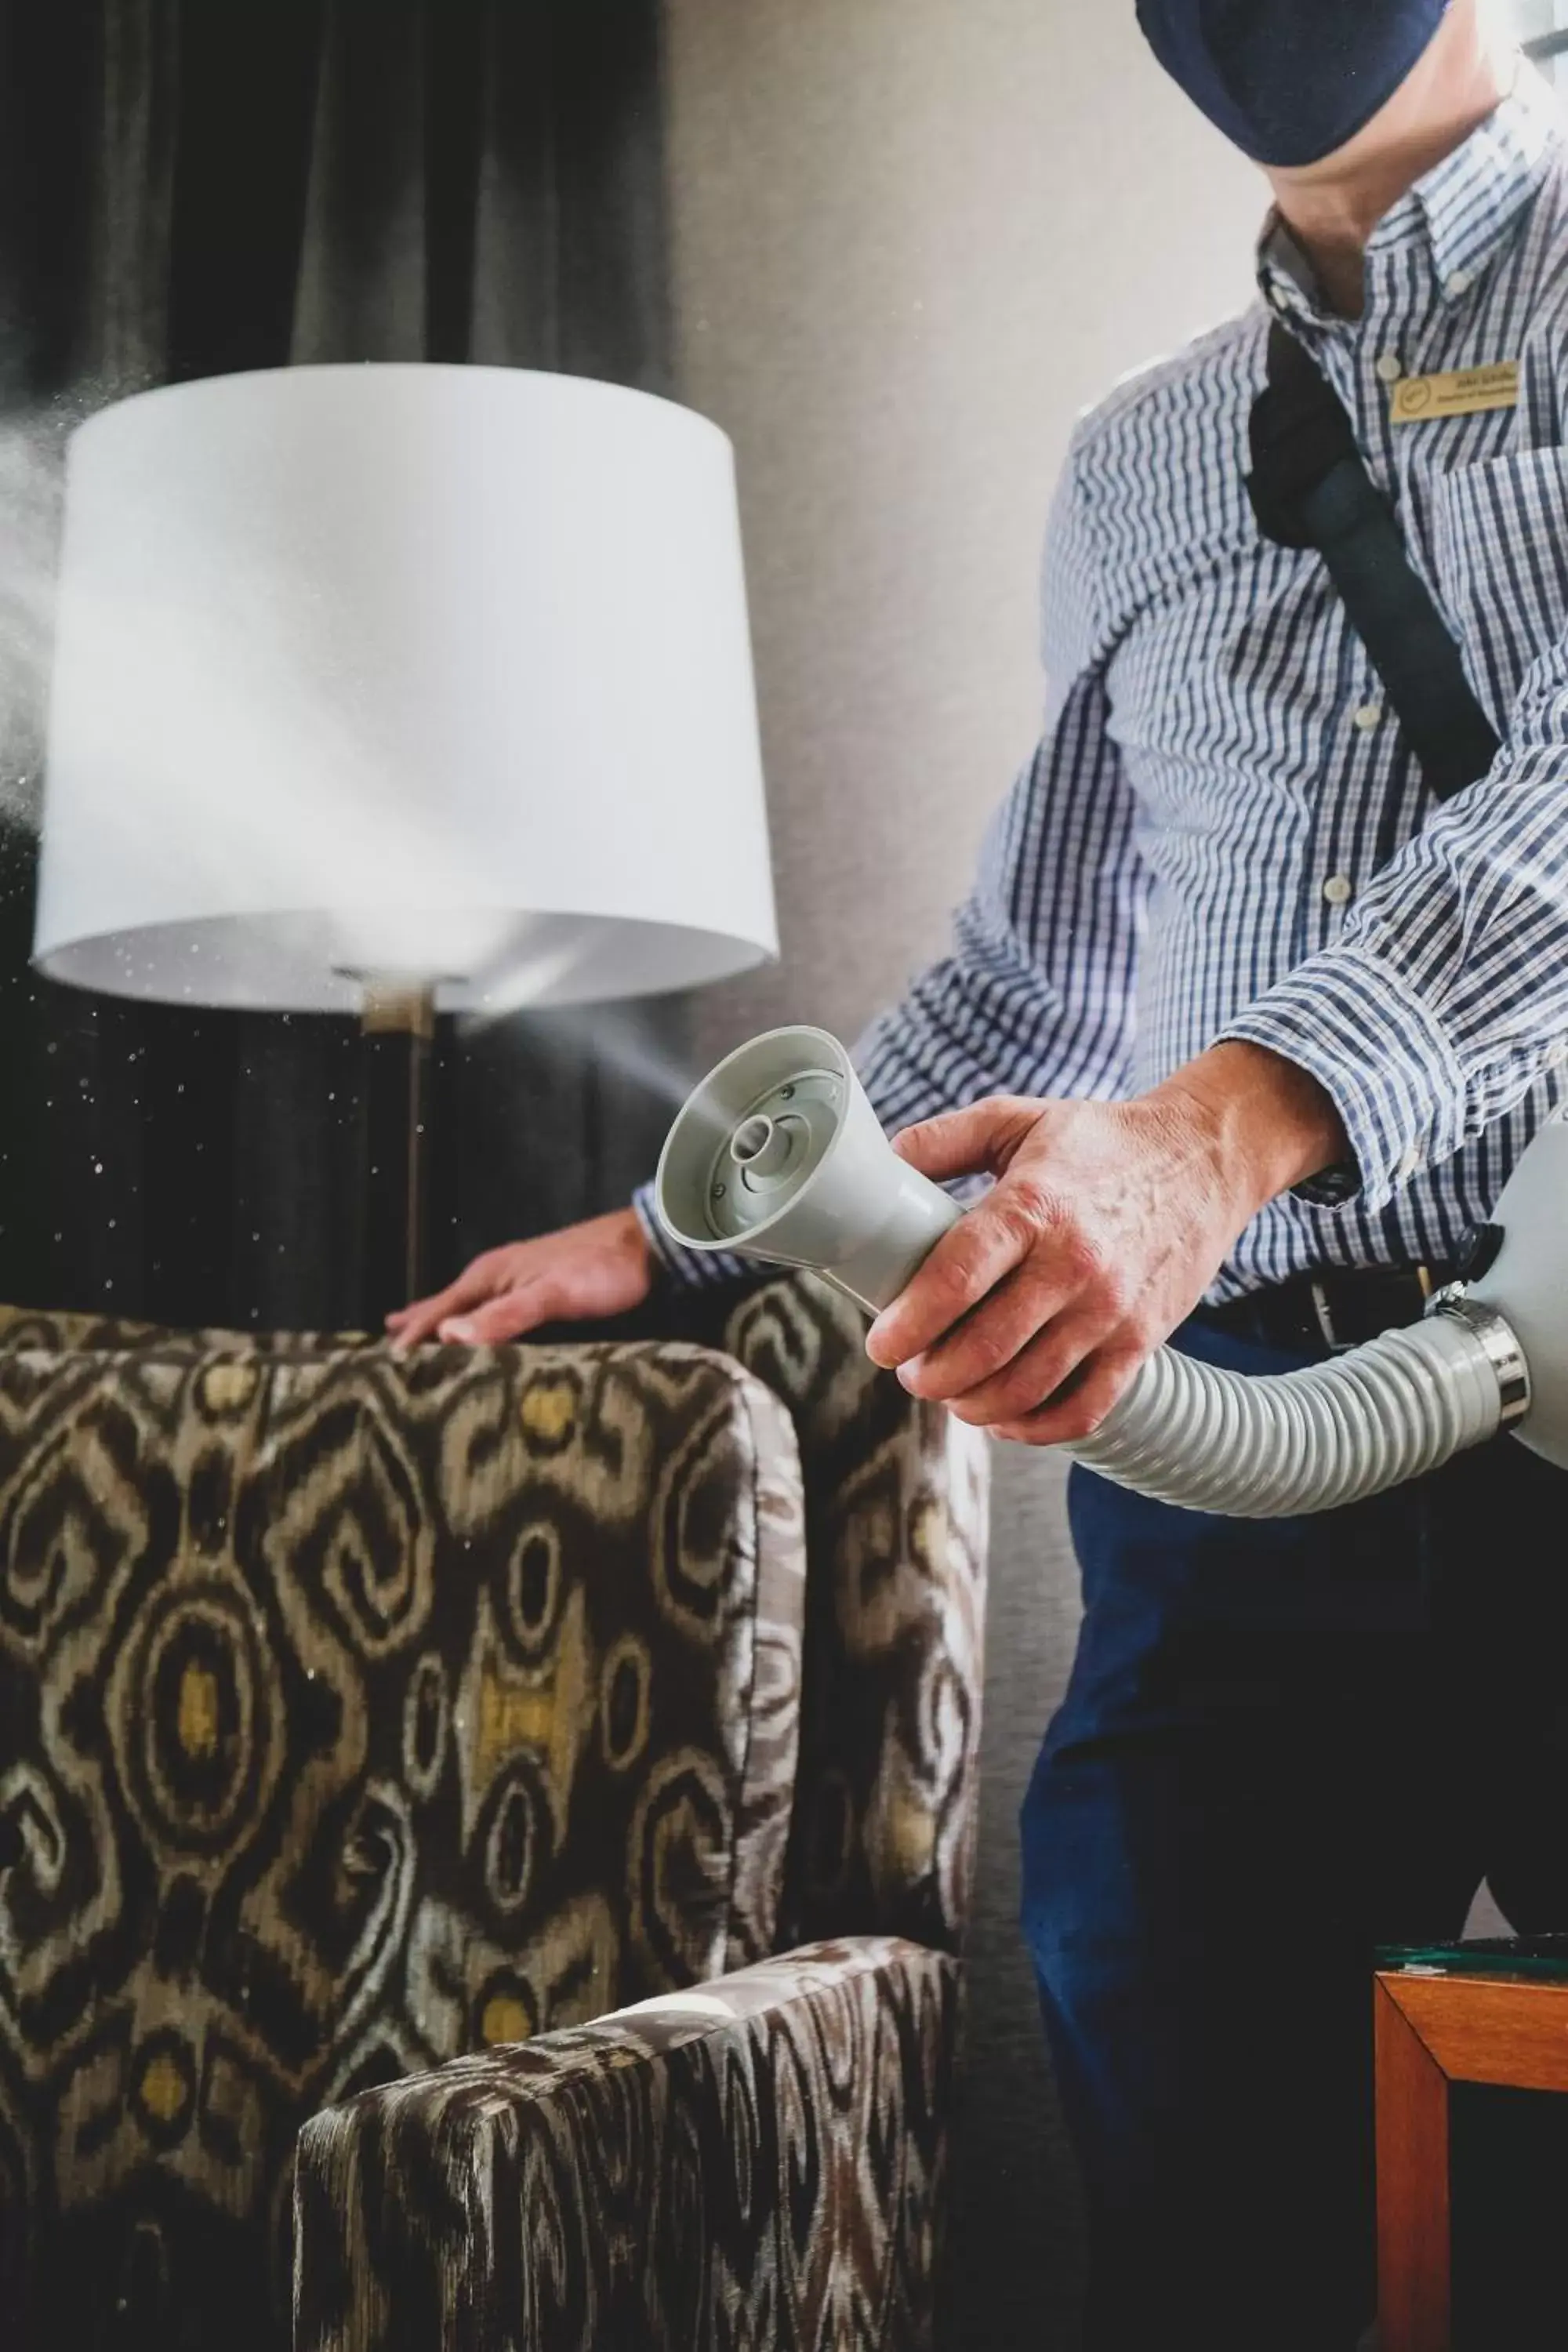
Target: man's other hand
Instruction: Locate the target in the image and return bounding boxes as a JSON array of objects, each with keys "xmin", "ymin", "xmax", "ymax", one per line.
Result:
[
  {"xmin": 387, "ymin": 1207, "xmax": 654, "ymax": 1349},
  {"xmin": 864, "ymin": 1042, "xmax": 1346, "ymax": 1446}
]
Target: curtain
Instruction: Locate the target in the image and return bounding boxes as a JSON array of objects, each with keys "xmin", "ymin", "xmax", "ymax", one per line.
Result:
[{"xmin": 0, "ymin": 0, "xmax": 680, "ymax": 1330}]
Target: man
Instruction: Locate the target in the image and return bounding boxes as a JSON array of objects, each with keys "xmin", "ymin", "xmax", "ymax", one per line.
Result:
[{"xmin": 393, "ymin": 5, "xmax": 1568, "ymax": 2342}]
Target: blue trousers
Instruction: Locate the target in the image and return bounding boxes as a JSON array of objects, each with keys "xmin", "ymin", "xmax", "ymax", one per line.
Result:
[{"xmin": 1019, "ymin": 1313, "xmax": 1568, "ymax": 2352}]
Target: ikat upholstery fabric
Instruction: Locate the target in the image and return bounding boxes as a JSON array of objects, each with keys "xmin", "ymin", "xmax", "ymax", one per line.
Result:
[
  {"xmin": 295, "ymin": 1935, "xmax": 958, "ymax": 2352},
  {"xmin": 0, "ymin": 1276, "xmax": 989, "ymax": 2352},
  {"xmin": 0, "ymin": 1323, "xmax": 806, "ymax": 2349}
]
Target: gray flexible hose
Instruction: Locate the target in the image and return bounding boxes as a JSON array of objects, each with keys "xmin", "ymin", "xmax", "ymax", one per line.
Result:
[{"xmin": 1067, "ymin": 1305, "xmax": 1520, "ymax": 1518}]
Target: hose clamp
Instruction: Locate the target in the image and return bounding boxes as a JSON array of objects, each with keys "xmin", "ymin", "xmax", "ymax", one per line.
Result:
[{"xmin": 1429, "ymin": 1292, "xmax": 1532, "ymax": 1426}]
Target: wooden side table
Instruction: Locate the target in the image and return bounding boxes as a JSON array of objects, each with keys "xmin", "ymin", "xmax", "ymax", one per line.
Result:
[{"xmin": 1375, "ymin": 1953, "xmax": 1568, "ymax": 2350}]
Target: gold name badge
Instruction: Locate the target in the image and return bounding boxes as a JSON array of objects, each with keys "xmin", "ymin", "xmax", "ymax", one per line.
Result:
[{"xmin": 1390, "ymin": 361, "xmax": 1519, "ymax": 424}]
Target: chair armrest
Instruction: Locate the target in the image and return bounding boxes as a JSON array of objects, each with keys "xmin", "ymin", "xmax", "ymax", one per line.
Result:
[{"xmin": 295, "ymin": 1936, "xmax": 958, "ymax": 2352}]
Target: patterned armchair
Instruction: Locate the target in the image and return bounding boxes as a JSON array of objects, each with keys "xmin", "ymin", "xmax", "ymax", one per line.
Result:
[{"xmin": 0, "ymin": 1275, "xmax": 988, "ymax": 2352}]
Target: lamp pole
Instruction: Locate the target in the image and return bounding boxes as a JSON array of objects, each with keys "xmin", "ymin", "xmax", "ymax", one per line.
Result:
[{"xmin": 361, "ymin": 980, "xmax": 436, "ymax": 1323}]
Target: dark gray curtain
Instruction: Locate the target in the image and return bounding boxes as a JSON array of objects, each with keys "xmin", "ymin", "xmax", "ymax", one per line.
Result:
[{"xmin": 0, "ymin": 0, "xmax": 679, "ymax": 1330}]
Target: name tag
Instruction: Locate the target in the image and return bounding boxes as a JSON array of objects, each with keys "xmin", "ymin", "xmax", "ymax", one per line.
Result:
[{"xmin": 1389, "ymin": 361, "xmax": 1519, "ymax": 424}]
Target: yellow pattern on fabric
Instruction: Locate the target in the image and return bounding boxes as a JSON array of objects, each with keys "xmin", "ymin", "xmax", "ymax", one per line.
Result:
[{"xmin": 178, "ymin": 1662, "xmax": 220, "ymax": 1758}]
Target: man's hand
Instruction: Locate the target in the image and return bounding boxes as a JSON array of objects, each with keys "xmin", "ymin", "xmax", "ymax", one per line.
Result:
[
  {"xmin": 386, "ymin": 1207, "xmax": 654, "ymax": 1349},
  {"xmin": 865, "ymin": 1042, "xmax": 1346, "ymax": 1446}
]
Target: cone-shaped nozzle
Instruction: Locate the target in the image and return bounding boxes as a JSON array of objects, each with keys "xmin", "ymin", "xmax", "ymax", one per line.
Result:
[{"xmin": 654, "ymin": 1025, "xmax": 963, "ymax": 1313}]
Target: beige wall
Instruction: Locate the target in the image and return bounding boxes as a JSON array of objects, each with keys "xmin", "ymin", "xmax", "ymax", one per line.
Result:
[
  {"xmin": 662, "ymin": 0, "xmax": 1258, "ymax": 1069},
  {"xmin": 660, "ymin": 8, "xmax": 1259, "ymax": 2341}
]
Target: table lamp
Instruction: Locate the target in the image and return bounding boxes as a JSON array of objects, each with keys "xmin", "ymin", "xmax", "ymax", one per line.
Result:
[{"xmin": 34, "ymin": 363, "xmax": 779, "ymax": 1301}]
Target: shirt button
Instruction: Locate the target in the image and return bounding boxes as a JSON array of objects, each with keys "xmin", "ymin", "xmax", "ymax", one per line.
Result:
[
  {"xmin": 1352, "ymin": 702, "xmax": 1383, "ymax": 731},
  {"xmin": 1444, "ymin": 267, "xmax": 1472, "ymax": 298},
  {"xmin": 1548, "ymin": 1040, "xmax": 1568, "ymax": 1069},
  {"xmin": 1397, "ymin": 1146, "xmax": 1425, "ymax": 1181},
  {"xmin": 1323, "ymin": 875, "xmax": 1355, "ymax": 907},
  {"xmin": 1374, "ymin": 352, "xmax": 1403, "ymax": 383}
]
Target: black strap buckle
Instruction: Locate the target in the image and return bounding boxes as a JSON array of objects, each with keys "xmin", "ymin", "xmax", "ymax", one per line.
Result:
[{"xmin": 1308, "ymin": 1278, "xmax": 1343, "ymax": 1353}]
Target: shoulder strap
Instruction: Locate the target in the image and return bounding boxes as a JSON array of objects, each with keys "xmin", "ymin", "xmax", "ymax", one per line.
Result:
[{"xmin": 1246, "ymin": 321, "xmax": 1499, "ymax": 804}]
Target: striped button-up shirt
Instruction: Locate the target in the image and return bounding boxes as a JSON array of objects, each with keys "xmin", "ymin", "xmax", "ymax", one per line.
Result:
[{"xmin": 645, "ymin": 67, "xmax": 1568, "ymax": 1301}]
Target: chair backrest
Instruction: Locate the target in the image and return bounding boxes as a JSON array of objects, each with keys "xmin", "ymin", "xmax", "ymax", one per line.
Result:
[
  {"xmin": 0, "ymin": 1283, "xmax": 995, "ymax": 1968},
  {"xmin": 0, "ymin": 1320, "xmax": 806, "ymax": 2351}
]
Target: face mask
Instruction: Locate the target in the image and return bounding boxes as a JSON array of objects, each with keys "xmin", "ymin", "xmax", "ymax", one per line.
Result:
[{"xmin": 1136, "ymin": 0, "xmax": 1451, "ymax": 168}]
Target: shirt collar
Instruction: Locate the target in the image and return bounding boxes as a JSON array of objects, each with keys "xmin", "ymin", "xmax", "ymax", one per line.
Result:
[{"xmin": 1256, "ymin": 59, "xmax": 1559, "ymax": 325}]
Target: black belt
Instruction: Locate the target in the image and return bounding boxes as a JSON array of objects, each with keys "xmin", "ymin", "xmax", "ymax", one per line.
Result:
[{"xmin": 1199, "ymin": 1264, "xmax": 1452, "ymax": 1357}]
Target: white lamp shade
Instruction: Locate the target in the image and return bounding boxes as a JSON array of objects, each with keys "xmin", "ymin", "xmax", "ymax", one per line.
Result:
[{"xmin": 34, "ymin": 363, "xmax": 778, "ymax": 1012}]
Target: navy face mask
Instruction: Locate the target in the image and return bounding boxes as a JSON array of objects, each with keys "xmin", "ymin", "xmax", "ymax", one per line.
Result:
[{"xmin": 1137, "ymin": 0, "xmax": 1451, "ymax": 168}]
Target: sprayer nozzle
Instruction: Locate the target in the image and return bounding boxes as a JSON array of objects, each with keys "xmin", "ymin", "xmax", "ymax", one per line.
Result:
[
  {"xmin": 654, "ymin": 1024, "xmax": 967, "ymax": 1313},
  {"xmin": 732, "ymin": 1116, "xmax": 778, "ymax": 1166},
  {"xmin": 692, "ymin": 1069, "xmax": 842, "ymax": 1242}
]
